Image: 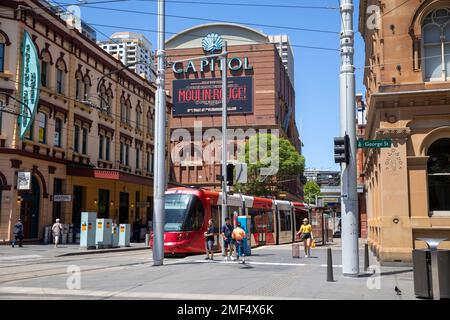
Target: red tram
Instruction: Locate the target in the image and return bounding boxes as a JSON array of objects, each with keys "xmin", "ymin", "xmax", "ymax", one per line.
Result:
[{"xmin": 151, "ymin": 187, "xmax": 309, "ymax": 255}]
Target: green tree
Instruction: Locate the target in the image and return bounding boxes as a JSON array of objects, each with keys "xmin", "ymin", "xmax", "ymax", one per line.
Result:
[
  {"xmin": 233, "ymin": 133, "xmax": 305, "ymax": 198},
  {"xmin": 303, "ymin": 180, "xmax": 321, "ymax": 205}
]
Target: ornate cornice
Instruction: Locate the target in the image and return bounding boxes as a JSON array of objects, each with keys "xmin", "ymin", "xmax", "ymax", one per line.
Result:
[{"xmin": 375, "ymin": 127, "xmax": 411, "ymax": 142}]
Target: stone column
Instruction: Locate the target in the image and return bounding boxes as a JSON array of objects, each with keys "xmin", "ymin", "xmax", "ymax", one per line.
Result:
[{"xmin": 376, "ymin": 128, "xmax": 412, "ymax": 264}]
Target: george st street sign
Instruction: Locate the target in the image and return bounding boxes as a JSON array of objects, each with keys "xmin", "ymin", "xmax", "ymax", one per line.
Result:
[{"xmin": 357, "ymin": 139, "xmax": 392, "ymax": 148}]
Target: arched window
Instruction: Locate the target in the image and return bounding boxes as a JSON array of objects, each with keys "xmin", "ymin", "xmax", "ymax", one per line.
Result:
[
  {"xmin": 99, "ymin": 85, "xmax": 107, "ymax": 111},
  {"xmin": 41, "ymin": 52, "xmax": 51, "ymax": 87},
  {"xmin": 56, "ymin": 60, "xmax": 66, "ymax": 94},
  {"xmin": 427, "ymin": 138, "xmax": 450, "ymax": 212},
  {"xmin": 75, "ymin": 71, "xmax": 83, "ymax": 100},
  {"xmin": 423, "ymin": 8, "xmax": 450, "ymax": 81},
  {"xmin": 147, "ymin": 111, "xmax": 153, "ymax": 135},
  {"xmin": 0, "ymin": 32, "xmax": 7, "ymax": 73},
  {"xmin": 83, "ymin": 75, "xmax": 91, "ymax": 100},
  {"xmin": 54, "ymin": 117, "xmax": 63, "ymax": 147},
  {"xmin": 136, "ymin": 105, "xmax": 142, "ymax": 131},
  {"xmin": 120, "ymin": 97, "xmax": 127, "ymax": 123}
]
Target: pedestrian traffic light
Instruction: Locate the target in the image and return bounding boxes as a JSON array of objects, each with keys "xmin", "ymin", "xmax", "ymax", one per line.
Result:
[
  {"xmin": 334, "ymin": 135, "xmax": 350, "ymax": 164},
  {"xmin": 226, "ymin": 163, "xmax": 235, "ymax": 186}
]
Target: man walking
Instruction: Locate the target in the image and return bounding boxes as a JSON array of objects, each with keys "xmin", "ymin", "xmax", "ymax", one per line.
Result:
[
  {"xmin": 232, "ymin": 222, "xmax": 246, "ymax": 264},
  {"xmin": 221, "ymin": 217, "xmax": 234, "ymax": 261},
  {"xmin": 52, "ymin": 218, "xmax": 63, "ymax": 248},
  {"xmin": 12, "ymin": 218, "xmax": 24, "ymax": 248}
]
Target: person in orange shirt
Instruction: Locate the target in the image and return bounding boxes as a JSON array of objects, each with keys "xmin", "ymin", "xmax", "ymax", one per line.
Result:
[{"xmin": 232, "ymin": 222, "xmax": 246, "ymax": 263}]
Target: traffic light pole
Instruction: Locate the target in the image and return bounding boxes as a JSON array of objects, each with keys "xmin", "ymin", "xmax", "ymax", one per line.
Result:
[
  {"xmin": 221, "ymin": 41, "xmax": 228, "ymax": 256},
  {"xmin": 340, "ymin": 0, "xmax": 359, "ymax": 276},
  {"xmin": 153, "ymin": 0, "xmax": 166, "ymax": 266}
]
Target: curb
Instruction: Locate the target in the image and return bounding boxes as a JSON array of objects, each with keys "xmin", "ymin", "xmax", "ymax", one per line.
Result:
[{"xmin": 56, "ymin": 246, "xmax": 151, "ymax": 257}]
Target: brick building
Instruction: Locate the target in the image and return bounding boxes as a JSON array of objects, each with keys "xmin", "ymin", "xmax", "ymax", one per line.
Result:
[{"xmin": 165, "ymin": 23, "xmax": 303, "ymax": 200}]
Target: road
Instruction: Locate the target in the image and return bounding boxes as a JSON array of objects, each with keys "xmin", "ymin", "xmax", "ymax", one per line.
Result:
[{"xmin": 0, "ymin": 243, "xmax": 416, "ymax": 300}]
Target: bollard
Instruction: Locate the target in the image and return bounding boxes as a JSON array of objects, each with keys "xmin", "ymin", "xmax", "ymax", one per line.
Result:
[
  {"xmin": 327, "ymin": 247, "xmax": 334, "ymax": 282},
  {"xmin": 364, "ymin": 243, "xmax": 369, "ymax": 271}
]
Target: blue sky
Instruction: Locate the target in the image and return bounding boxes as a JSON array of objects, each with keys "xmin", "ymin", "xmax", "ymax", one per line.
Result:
[{"xmin": 74, "ymin": 0, "xmax": 366, "ymax": 171}]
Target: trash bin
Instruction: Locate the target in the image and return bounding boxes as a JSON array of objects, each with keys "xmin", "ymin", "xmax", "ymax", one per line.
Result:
[
  {"xmin": 413, "ymin": 249, "xmax": 450, "ymax": 299},
  {"xmin": 292, "ymin": 242, "xmax": 300, "ymax": 258}
]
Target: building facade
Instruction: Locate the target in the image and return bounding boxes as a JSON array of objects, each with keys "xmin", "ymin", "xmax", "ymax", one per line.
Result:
[
  {"xmin": 99, "ymin": 32, "xmax": 155, "ymax": 82},
  {"xmin": 164, "ymin": 23, "xmax": 302, "ymax": 200},
  {"xmin": 268, "ymin": 35, "xmax": 295, "ymax": 85},
  {"xmin": 359, "ymin": 0, "xmax": 450, "ymax": 264},
  {"xmin": 0, "ymin": 0, "xmax": 170, "ymax": 243}
]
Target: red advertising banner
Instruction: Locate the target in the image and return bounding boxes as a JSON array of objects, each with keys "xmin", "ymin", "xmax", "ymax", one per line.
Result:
[{"xmin": 172, "ymin": 76, "xmax": 253, "ymax": 116}]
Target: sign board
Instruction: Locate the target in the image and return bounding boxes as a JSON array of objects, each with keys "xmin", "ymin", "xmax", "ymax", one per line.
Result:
[
  {"xmin": 357, "ymin": 139, "xmax": 392, "ymax": 148},
  {"xmin": 17, "ymin": 171, "xmax": 31, "ymax": 190},
  {"xmin": 53, "ymin": 194, "xmax": 72, "ymax": 202},
  {"xmin": 19, "ymin": 30, "xmax": 40, "ymax": 139},
  {"xmin": 172, "ymin": 76, "xmax": 253, "ymax": 116}
]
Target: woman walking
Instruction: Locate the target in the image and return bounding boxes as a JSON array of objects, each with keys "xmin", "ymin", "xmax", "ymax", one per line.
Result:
[{"xmin": 296, "ymin": 218, "xmax": 313, "ymax": 257}]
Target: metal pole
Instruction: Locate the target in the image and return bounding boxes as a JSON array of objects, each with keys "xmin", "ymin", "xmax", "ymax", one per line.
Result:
[
  {"xmin": 340, "ymin": 0, "xmax": 359, "ymax": 276},
  {"xmin": 221, "ymin": 41, "xmax": 228, "ymax": 256},
  {"xmin": 152, "ymin": 0, "xmax": 166, "ymax": 266},
  {"xmin": 327, "ymin": 248, "xmax": 334, "ymax": 282}
]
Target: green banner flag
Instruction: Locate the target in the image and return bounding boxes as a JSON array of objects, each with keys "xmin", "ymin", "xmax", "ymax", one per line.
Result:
[{"xmin": 19, "ymin": 30, "xmax": 40, "ymax": 139}]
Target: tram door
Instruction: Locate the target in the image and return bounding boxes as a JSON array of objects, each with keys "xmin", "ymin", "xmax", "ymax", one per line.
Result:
[{"xmin": 250, "ymin": 209, "xmax": 268, "ymax": 246}]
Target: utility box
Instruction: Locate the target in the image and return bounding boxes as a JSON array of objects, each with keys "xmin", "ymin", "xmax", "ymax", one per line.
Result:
[
  {"xmin": 237, "ymin": 216, "xmax": 251, "ymax": 256},
  {"xmin": 96, "ymin": 218, "xmax": 113, "ymax": 249},
  {"xmin": 413, "ymin": 249, "xmax": 450, "ymax": 299},
  {"xmin": 111, "ymin": 224, "xmax": 119, "ymax": 248},
  {"xmin": 119, "ymin": 224, "xmax": 131, "ymax": 247},
  {"xmin": 80, "ymin": 212, "xmax": 96, "ymax": 249}
]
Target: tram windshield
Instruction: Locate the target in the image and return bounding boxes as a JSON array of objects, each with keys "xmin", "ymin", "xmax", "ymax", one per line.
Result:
[{"xmin": 164, "ymin": 194, "xmax": 204, "ymax": 232}]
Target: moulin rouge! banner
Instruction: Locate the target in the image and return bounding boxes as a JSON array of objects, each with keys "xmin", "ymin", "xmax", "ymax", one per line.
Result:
[{"xmin": 172, "ymin": 76, "xmax": 253, "ymax": 116}]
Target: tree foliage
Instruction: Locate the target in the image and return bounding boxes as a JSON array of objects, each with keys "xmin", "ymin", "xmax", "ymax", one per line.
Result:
[
  {"xmin": 233, "ymin": 133, "xmax": 305, "ymax": 198},
  {"xmin": 303, "ymin": 180, "xmax": 321, "ymax": 205}
]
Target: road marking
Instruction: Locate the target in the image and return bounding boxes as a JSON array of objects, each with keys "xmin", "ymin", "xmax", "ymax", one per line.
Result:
[
  {"xmin": 320, "ymin": 264, "xmax": 343, "ymax": 268},
  {"xmin": 0, "ymin": 286, "xmax": 310, "ymax": 300},
  {"xmin": 0, "ymin": 255, "xmax": 43, "ymax": 261},
  {"xmin": 190, "ymin": 260, "xmax": 306, "ymax": 267}
]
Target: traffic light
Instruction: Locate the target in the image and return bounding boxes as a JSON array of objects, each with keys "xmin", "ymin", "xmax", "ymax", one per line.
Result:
[
  {"xmin": 334, "ymin": 135, "xmax": 350, "ymax": 164},
  {"xmin": 226, "ymin": 163, "xmax": 235, "ymax": 186}
]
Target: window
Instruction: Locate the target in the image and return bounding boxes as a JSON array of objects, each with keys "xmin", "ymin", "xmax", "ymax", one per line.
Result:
[
  {"xmin": 83, "ymin": 79, "xmax": 89, "ymax": 100},
  {"xmin": 427, "ymin": 138, "xmax": 450, "ymax": 212},
  {"xmin": 99, "ymin": 135, "xmax": 104, "ymax": 159},
  {"xmin": 279, "ymin": 210, "xmax": 291, "ymax": 231},
  {"xmin": 105, "ymin": 136, "xmax": 110, "ymax": 161},
  {"xmin": 41, "ymin": 61, "xmax": 48, "ymax": 87},
  {"xmin": 54, "ymin": 118, "xmax": 62, "ymax": 147},
  {"xmin": 82, "ymin": 127, "xmax": 88, "ymax": 154},
  {"xmin": 56, "ymin": 68, "xmax": 64, "ymax": 94},
  {"xmin": 75, "ymin": 78, "xmax": 81, "ymax": 100},
  {"xmin": 136, "ymin": 148, "xmax": 140, "ymax": 169},
  {"xmin": 24, "ymin": 122, "xmax": 33, "ymax": 140},
  {"xmin": 0, "ymin": 101, "xmax": 3, "ymax": 134},
  {"xmin": 423, "ymin": 8, "xmax": 450, "ymax": 81},
  {"xmin": 98, "ymin": 189, "xmax": 110, "ymax": 219},
  {"xmin": 38, "ymin": 112, "xmax": 47, "ymax": 143},
  {"xmin": 147, "ymin": 113, "xmax": 153, "ymax": 135},
  {"xmin": 126, "ymin": 144, "xmax": 129, "ymax": 166},
  {"xmin": 121, "ymin": 99, "xmax": 127, "ymax": 123},
  {"xmin": 126, "ymin": 104, "xmax": 131, "ymax": 125},
  {"xmin": 136, "ymin": 107, "xmax": 141, "ymax": 130},
  {"xmin": 120, "ymin": 142, "xmax": 124, "ymax": 164},
  {"xmin": 147, "ymin": 150, "xmax": 151, "ymax": 173},
  {"xmin": 0, "ymin": 43, "xmax": 4, "ymax": 73},
  {"xmin": 74, "ymin": 125, "xmax": 80, "ymax": 152}
]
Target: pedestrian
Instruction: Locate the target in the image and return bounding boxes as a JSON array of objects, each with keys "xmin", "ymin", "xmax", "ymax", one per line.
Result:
[
  {"xmin": 204, "ymin": 219, "xmax": 215, "ymax": 260},
  {"xmin": 12, "ymin": 218, "xmax": 24, "ymax": 248},
  {"xmin": 296, "ymin": 218, "xmax": 313, "ymax": 257},
  {"xmin": 221, "ymin": 217, "xmax": 234, "ymax": 261},
  {"xmin": 232, "ymin": 222, "xmax": 246, "ymax": 263},
  {"xmin": 52, "ymin": 218, "xmax": 63, "ymax": 248}
]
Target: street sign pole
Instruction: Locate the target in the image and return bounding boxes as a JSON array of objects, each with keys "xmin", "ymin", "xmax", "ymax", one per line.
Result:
[
  {"xmin": 340, "ymin": 0, "xmax": 359, "ymax": 277},
  {"xmin": 153, "ymin": 0, "xmax": 166, "ymax": 266},
  {"xmin": 221, "ymin": 41, "xmax": 228, "ymax": 256}
]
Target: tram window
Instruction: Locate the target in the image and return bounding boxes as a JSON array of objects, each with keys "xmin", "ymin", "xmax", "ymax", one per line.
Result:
[
  {"xmin": 267, "ymin": 212, "xmax": 274, "ymax": 233},
  {"xmin": 279, "ymin": 210, "xmax": 291, "ymax": 231},
  {"xmin": 183, "ymin": 196, "xmax": 204, "ymax": 231}
]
